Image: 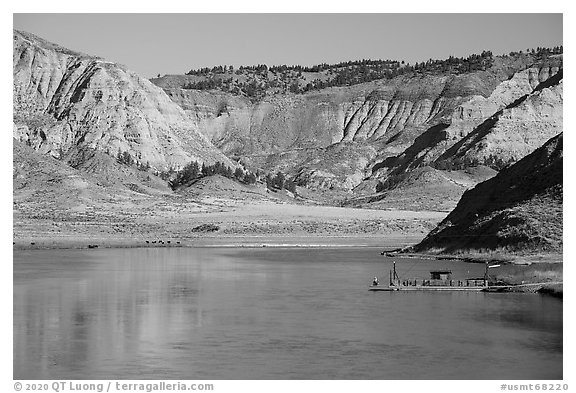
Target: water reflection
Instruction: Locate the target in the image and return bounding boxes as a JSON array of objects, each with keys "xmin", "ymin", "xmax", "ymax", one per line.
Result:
[{"xmin": 14, "ymin": 248, "xmax": 562, "ymax": 379}]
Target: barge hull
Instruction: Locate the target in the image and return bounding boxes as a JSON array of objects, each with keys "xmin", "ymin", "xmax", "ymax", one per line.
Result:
[{"xmin": 369, "ymin": 286, "xmax": 486, "ymax": 292}]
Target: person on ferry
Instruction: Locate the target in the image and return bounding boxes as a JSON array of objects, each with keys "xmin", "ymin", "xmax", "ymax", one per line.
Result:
[{"xmin": 372, "ymin": 276, "xmax": 379, "ymax": 286}]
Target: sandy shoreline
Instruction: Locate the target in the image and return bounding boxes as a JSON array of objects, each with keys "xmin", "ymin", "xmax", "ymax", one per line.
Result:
[{"xmin": 12, "ymin": 234, "xmax": 422, "ymax": 251}]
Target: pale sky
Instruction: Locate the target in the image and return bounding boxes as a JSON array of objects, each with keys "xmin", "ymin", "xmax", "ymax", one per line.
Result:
[{"xmin": 13, "ymin": 14, "xmax": 563, "ymax": 80}]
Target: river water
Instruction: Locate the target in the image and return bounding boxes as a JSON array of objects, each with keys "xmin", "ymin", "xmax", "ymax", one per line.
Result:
[{"xmin": 13, "ymin": 247, "xmax": 562, "ymax": 379}]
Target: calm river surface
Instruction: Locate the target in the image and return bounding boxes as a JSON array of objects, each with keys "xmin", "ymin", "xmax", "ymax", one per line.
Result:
[{"xmin": 14, "ymin": 247, "xmax": 562, "ymax": 379}]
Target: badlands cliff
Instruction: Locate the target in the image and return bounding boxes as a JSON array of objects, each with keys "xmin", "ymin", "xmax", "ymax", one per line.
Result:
[
  {"xmin": 13, "ymin": 30, "xmax": 232, "ymax": 172},
  {"xmin": 13, "ymin": 29, "xmax": 563, "ymax": 217},
  {"xmin": 153, "ymin": 54, "xmax": 563, "ymax": 207}
]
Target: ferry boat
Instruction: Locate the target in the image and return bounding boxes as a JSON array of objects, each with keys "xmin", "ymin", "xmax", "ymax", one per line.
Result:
[{"xmin": 369, "ymin": 261, "xmax": 492, "ymax": 292}]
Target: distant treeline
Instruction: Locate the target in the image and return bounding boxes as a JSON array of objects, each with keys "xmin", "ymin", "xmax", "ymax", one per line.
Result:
[
  {"xmin": 508, "ymin": 46, "xmax": 563, "ymax": 57},
  {"xmin": 179, "ymin": 47, "xmax": 562, "ymax": 98},
  {"xmin": 186, "ymin": 59, "xmax": 404, "ymax": 76}
]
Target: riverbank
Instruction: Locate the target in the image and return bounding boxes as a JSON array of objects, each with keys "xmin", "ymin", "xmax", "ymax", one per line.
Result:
[
  {"xmin": 13, "ymin": 198, "xmax": 445, "ymax": 251},
  {"xmin": 388, "ymin": 249, "xmax": 563, "ymax": 264},
  {"xmin": 537, "ymin": 283, "xmax": 563, "ymax": 298},
  {"xmin": 12, "ymin": 234, "xmax": 423, "ymax": 251},
  {"xmin": 491, "ymin": 261, "xmax": 563, "ymax": 298}
]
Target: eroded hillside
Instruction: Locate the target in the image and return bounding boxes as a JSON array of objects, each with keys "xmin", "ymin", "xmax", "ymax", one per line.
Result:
[
  {"xmin": 13, "ymin": 29, "xmax": 563, "ymax": 216},
  {"xmin": 13, "ymin": 30, "xmax": 233, "ymax": 172},
  {"xmin": 154, "ymin": 53, "xmax": 562, "ymax": 210}
]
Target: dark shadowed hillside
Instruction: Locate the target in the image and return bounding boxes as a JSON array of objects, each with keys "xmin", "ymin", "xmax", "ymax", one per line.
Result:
[{"xmin": 413, "ymin": 133, "xmax": 562, "ymax": 254}]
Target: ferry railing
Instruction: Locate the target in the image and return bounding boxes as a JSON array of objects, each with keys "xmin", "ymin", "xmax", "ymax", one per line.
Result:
[{"xmin": 391, "ymin": 278, "xmax": 487, "ymax": 287}]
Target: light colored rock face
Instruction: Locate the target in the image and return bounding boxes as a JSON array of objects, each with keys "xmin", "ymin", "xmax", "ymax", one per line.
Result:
[
  {"xmin": 291, "ymin": 143, "xmax": 378, "ymax": 191},
  {"xmin": 155, "ymin": 72, "xmax": 500, "ymax": 192},
  {"xmin": 386, "ymin": 66, "xmax": 562, "ymax": 172},
  {"xmin": 160, "ymin": 65, "xmax": 558, "ymax": 160},
  {"xmin": 157, "ymin": 60, "xmax": 562, "ymax": 193},
  {"xmin": 437, "ymin": 79, "xmax": 563, "ymax": 169},
  {"xmin": 13, "ymin": 30, "xmax": 232, "ymax": 170},
  {"xmin": 158, "ymin": 73, "xmax": 486, "ymax": 157}
]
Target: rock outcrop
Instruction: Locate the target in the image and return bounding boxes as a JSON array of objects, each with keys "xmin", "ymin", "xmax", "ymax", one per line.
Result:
[
  {"xmin": 413, "ymin": 133, "xmax": 563, "ymax": 253},
  {"xmin": 434, "ymin": 71, "xmax": 563, "ymax": 170},
  {"xmin": 13, "ymin": 30, "xmax": 232, "ymax": 171},
  {"xmin": 372, "ymin": 66, "xmax": 562, "ymax": 174}
]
